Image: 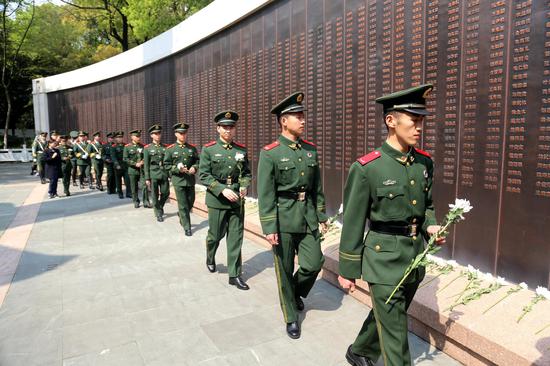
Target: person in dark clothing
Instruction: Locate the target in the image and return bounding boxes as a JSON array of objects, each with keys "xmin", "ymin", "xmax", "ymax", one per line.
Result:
[{"xmin": 43, "ymin": 140, "xmax": 62, "ymax": 198}]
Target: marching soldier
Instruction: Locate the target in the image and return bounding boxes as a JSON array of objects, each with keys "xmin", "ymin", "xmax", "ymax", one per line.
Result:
[
  {"xmin": 199, "ymin": 111, "xmax": 251, "ymax": 290},
  {"xmin": 143, "ymin": 124, "xmax": 170, "ymax": 222},
  {"xmin": 87, "ymin": 131, "xmax": 105, "ymax": 191},
  {"xmin": 58, "ymin": 135, "xmax": 74, "ymax": 196},
  {"xmin": 32, "ymin": 131, "xmax": 48, "ymax": 184},
  {"xmin": 73, "ymin": 131, "xmax": 91, "ymax": 189},
  {"xmin": 123, "ymin": 129, "xmax": 151, "ymax": 208},
  {"xmin": 69, "ymin": 131, "xmax": 79, "ymax": 186},
  {"xmin": 338, "ymin": 85, "xmax": 444, "ymax": 366},
  {"xmin": 111, "ymin": 131, "xmax": 131, "ymax": 199},
  {"xmin": 50, "ymin": 130, "xmax": 61, "ymax": 143},
  {"xmin": 257, "ymin": 92, "xmax": 329, "ymax": 339},
  {"xmin": 163, "ymin": 123, "xmax": 199, "ymax": 233},
  {"xmin": 104, "ymin": 132, "xmax": 116, "ymax": 194}
]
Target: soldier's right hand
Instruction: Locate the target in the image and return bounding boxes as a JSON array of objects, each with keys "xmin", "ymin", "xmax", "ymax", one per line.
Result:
[
  {"xmin": 222, "ymin": 188, "xmax": 239, "ymax": 202},
  {"xmin": 265, "ymin": 233, "xmax": 279, "ymax": 246},
  {"xmin": 338, "ymin": 276, "xmax": 356, "ymax": 292}
]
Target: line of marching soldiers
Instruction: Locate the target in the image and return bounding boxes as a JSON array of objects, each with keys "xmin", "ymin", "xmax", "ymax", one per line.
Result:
[{"xmin": 31, "ymin": 84, "xmax": 442, "ymax": 366}]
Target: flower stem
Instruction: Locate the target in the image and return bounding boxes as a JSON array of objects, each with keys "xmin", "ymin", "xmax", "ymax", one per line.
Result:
[
  {"xmin": 437, "ymin": 273, "xmax": 463, "ymax": 294},
  {"xmin": 482, "ymin": 292, "xmax": 510, "ymax": 315},
  {"xmin": 535, "ymin": 323, "xmax": 550, "ymax": 335},
  {"xmin": 418, "ymin": 273, "xmax": 442, "ymax": 289}
]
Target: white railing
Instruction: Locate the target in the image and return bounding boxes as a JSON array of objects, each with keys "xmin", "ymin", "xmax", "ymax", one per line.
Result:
[{"xmin": 0, "ymin": 147, "xmax": 32, "ymax": 162}]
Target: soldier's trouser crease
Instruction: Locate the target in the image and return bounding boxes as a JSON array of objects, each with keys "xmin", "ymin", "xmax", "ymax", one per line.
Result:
[
  {"xmin": 174, "ymin": 186, "xmax": 195, "ymax": 229},
  {"xmin": 150, "ymin": 177, "xmax": 170, "ymax": 216},
  {"xmin": 272, "ymin": 229, "xmax": 324, "ymax": 323},
  {"xmin": 92, "ymin": 160, "xmax": 104, "ymax": 187},
  {"xmin": 351, "ymin": 281, "xmax": 420, "ymax": 366},
  {"xmin": 206, "ymin": 207, "xmax": 243, "ymax": 277},
  {"xmin": 78, "ymin": 165, "xmax": 90, "ymax": 185}
]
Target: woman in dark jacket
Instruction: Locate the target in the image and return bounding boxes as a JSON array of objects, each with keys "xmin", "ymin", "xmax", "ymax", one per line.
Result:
[{"xmin": 44, "ymin": 140, "xmax": 62, "ymax": 198}]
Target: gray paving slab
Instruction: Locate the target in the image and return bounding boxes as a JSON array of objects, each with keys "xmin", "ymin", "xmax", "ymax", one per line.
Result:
[{"xmin": 0, "ymin": 163, "xmax": 461, "ymax": 366}]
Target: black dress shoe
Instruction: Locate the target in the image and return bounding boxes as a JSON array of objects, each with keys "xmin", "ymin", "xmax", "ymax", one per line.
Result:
[
  {"xmin": 206, "ymin": 261, "xmax": 216, "ymax": 273},
  {"xmin": 118, "ymin": 193, "xmax": 124, "ymax": 199},
  {"xmin": 134, "ymin": 201, "xmax": 140, "ymax": 208},
  {"xmin": 90, "ymin": 185, "xmax": 95, "ymax": 190},
  {"xmin": 229, "ymin": 276, "xmax": 250, "ymax": 290},
  {"xmin": 65, "ymin": 192, "xmax": 71, "ymax": 197},
  {"xmin": 185, "ymin": 229, "xmax": 192, "ymax": 236},
  {"xmin": 157, "ymin": 215, "xmax": 164, "ymax": 222},
  {"xmin": 41, "ymin": 179, "xmax": 46, "ymax": 184},
  {"xmin": 98, "ymin": 185, "xmax": 104, "ymax": 191},
  {"xmin": 345, "ymin": 345, "xmax": 374, "ymax": 366},
  {"xmin": 296, "ymin": 296, "xmax": 304, "ymax": 311},
  {"xmin": 286, "ymin": 321, "xmax": 301, "ymax": 339}
]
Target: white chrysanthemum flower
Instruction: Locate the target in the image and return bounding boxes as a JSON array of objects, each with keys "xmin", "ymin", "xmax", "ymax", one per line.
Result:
[
  {"xmin": 467, "ymin": 264, "xmax": 476, "ymax": 273},
  {"xmin": 447, "ymin": 260, "xmax": 459, "ymax": 268},
  {"xmin": 338, "ymin": 204, "xmax": 344, "ymax": 215},
  {"xmin": 519, "ymin": 282, "xmax": 528, "ymax": 290},
  {"xmin": 235, "ymin": 153, "xmax": 245, "ymax": 161},
  {"xmin": 483, "ymin": 272, "xmax": 494, "ymax": 282},
  {"xmin": 535, "ymin": 286, "xmax": 550, "ymax": 300},
  {"xmin": 496, "ymin": 276, "xmax": 507, "ymax": 286}
]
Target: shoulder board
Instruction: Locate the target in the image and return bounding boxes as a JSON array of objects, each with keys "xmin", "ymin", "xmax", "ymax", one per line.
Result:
[
  {"xmin": 204, "ymin": 140, "xmax": 216, "ymax": 147},
  {"xmin": 124, "ymin": 143, "xmax": 131, "ymax": 147},
  {"xmin": 233, "ymin": 141, "xmax": 246, "ymax": 149},
  {"xmin": 301, "ymin": 139, "xmax": 316, "ymax": 147},
  {"xmin": 415, "ymin": 148, "xmax": 432, "ymax": 159},
  {"xmin": 263, "ymin": 141, "xmax": 280, "ymax": 151},
  {"xmin": 187, "ymin": 143, "xmax": 196, "ymax": 148},
  {"xmin": 167, "ymin": 143, "xmax": 174, "ymax": 148},
  {"xmin": 163, "ymin": 143, "xmax": 169, "ymax": 147},
  {"xmin": 357, "ymin": 151, "xmax": 381, "ymax": 166},
  {"xmin": 144, "ymin": 144, "xmax": 150, "ymax": 148},
  {"xmin": 111, "ymin": 143, "xmax": 116, "ymax": 147}
]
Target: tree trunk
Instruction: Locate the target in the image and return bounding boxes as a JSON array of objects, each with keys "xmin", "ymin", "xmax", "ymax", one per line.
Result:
[{"xmin": 3, "ymin": 84, "xmax": 12, "ymax": 149}]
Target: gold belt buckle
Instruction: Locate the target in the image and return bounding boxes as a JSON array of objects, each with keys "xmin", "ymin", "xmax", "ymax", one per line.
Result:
[
  {"xmin": 297, "ymin": 192, "xmax": 306, "ymax": 201},
  {"xmin": 409, "ymin": 224, "xmax": 418, "ymax": 237}
]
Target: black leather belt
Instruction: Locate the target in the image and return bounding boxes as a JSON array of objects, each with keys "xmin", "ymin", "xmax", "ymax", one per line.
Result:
[
  {"xmin": 278, "ymin": 191, "xmax": 308, "ymax": 201},
  {"xmin": 369, "ymin": 221, "xmax": 419, "ymax": 237}
]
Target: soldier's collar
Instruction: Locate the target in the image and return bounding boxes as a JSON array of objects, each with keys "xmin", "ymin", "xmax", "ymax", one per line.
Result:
[
  {"xmin": 382, "ymin": 142, "xmax": 414, "ymax": 165},
  {"xmin": 217, "ymin": 138, "xmax": 233, "ymax": 149},
  {"xmin": 278, "ymin": 135, "xmax": 302, "ymax": 150}
]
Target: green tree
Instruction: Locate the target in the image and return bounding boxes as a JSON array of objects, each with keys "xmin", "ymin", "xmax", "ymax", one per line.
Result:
[
  {"xmin": 1, "ymin": 0, "xmax": 35, "ymax": 148},
  {"xmin": 125, "ymin": 0, "xmax": 213, "ymax": 42}
]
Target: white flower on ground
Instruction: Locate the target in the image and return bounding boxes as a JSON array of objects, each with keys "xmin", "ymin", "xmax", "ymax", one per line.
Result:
[
  {"xmin": 447, "ymin": 260, "xmax": 459, "ymax": 268},
  {"xmin": 427, "ymin": 254, "xmax": 446, "ymax": 266},
  {"xmin": 535, "ymin": 286, "xmax": 550, "ymax": 300},
  {"xmin": 496, "ymin": 276, "xmax": 507, "ymax": 286},
  {"xmin": 467, "ymin": 264, "xmax": 476, "ymax": 273},
  {"xmin": 338, "ymin": 204, "xmax": 344, "ymax": 215},
  {"xmin": 483, "ymin": 272, "xmax": 494, "ymax": 282},
  {"xmin": 235, "ymin": 153, "xmax": 245, "ymax": 161},
  {"xmin": 519, "ymin": 282, "xmax": 528, "ymax": 290}
]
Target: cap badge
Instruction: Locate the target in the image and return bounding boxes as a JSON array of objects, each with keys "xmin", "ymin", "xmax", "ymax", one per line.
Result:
[
  {"xmin": 297, "ymin": 94, "xmax": 303, "ymax": 103},
  {"xmin": 225, "ymin": 112, "xmax": 232, "ymax": 119}
]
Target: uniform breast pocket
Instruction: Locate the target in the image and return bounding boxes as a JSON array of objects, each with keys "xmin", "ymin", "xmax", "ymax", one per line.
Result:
[
  {"xmin": 212, "ymin": 158, "xmax": 225, "ymax": 175},
  {"xmin": 376, "ymin": 186, "xmax": 406, "ymax": 219},
  {"xmin": 277, "ymin": 161, "xmax": 296, "ymax": 184}
]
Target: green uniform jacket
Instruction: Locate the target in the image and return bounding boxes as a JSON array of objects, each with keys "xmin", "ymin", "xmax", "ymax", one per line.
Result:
[
  {"xmin": 87, "ymin": 141, "xmax": 106, "ymax": 163},
  {"xmin": 143, "ymin": 142, "xmax": 169, "ymax": 180},
  {"xmin": 163, "ymin": 142, "xmax": 199, "ymax": 186},
  {"xmin": 58, "ymin": 144, "xmax": 74, "ymax": 165},
  {"xmin": 110, "ymin": 143, "xmax": 125, "ymax": 168},
  {"xmin": 73, "ymin": 141, "xmax": 91, "ymax": 166},
  {"xmin": 123, "ymin": 142, "xmax": 145, "ymax": 176},
  {"xmin": 103, "ymin": 142, "xmax": 113, "ymax": 164},
  {"xmin": 257, "ymin": 135, "xmax": 328, "ymax": 234},
  {"xmin": 31, "ymin": 139, "xmax": 46, "ymax": 161},
  {"xmin": 199, "ymin": 139, "xmax": 251, "ymax": 209},
  {"xmin": 339, "ymin": 142, "xmax": 437, "ymax": 285}
]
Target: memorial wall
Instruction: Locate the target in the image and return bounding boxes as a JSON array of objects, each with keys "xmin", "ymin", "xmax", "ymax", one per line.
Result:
[{"xmin": 45, "ymin": 0, "xmax": 550, "ymax": 287}]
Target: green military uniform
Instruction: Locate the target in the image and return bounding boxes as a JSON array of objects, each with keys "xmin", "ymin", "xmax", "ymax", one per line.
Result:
[
  {"xmin": 32, "ymin": 133, "xmax": 47, "ymax": 184},
  {"xmin": 123, "ymin": 129, "xmax": 151, "ymax": 208},
  {"xmin": 111, "ymin": 132, "xmax": 131, "ymax": 199},
  {"xmin": 73, "ymin": 131, "xmax": 91, "ymax": 188},
  {"xmin": 199, "ymin": 111, "xmax": 251, "ymax": 284},
  {"xmin": 339, "ymin": 85, "xmax": 437, "ymax": 366},
  {"xmin": 163, "ymin": 123, "xmax": 200, "ymax": 231},
  {"xmin": 143, "ymin": 124, "xmax": 171, "ymax": 221},
  {"xmin": 87, "ymin": 131, "xmax": 105, "ymax": 191},
  {"xmin": 58, "ymin": 136, "xmax": 74, "ymax": 196},
  {"xmin": 69, "ymin": 131, "xmax": 79, "ymax": 186},
  {"xmin": 104, "ymin": 133, "xmax": 116, "ymax": 194},
  {"xmin": 257, "ymin": 92, "xmax": 328, "ymax": 335}
]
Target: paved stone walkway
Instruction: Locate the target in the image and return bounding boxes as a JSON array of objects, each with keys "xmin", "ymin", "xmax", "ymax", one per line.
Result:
[{"xmin": 0, "ymin": 163, "xmax": 460, "ymax": 365}]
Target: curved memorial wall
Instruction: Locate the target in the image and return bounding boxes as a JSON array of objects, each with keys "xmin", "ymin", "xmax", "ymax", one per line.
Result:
[{"xmin": 35, "ymin": 0, "xmax": 550, "ymax": 287}]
